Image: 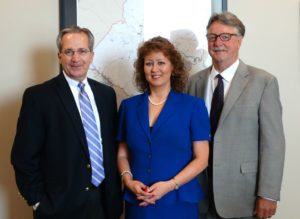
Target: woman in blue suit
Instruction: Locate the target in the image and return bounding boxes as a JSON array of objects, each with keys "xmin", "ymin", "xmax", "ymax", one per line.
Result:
[{"xmin": 117, "ymin": 36, "xmax": 210, "ymax": 219}]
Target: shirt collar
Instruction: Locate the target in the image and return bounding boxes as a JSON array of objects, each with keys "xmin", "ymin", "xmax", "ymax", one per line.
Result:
[
  {"xmin": 62, "ymin": 71, "xmax": 88, "ymax": 88},
  {"xmin": 211, "ymin": 59, "xmax": 239, "ymax": 83}
]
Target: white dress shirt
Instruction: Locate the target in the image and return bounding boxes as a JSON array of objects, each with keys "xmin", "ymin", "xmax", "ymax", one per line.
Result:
[
  {"xmin": 63, "ymin": 72, "xmax": 102, "ymax": 136},
  {"xmin": 204, "ymin": 59, "xmax": 239, "ymax": 114}
]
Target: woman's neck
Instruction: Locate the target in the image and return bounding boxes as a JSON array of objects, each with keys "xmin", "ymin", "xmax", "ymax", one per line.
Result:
[
  {"xmin": 148, "ymin": 86, "xmax": 171, "ymax": 106},
  {"xmin": 149, "ymin": 86, "xmax": 171, "ymax": 99}
]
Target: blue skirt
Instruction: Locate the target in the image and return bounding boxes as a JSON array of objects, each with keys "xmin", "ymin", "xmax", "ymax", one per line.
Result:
[{"xmin": 125, "ymin": 201, "xmax": 199, "ymax": 219}]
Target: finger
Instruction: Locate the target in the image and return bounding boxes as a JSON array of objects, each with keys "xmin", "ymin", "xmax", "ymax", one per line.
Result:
[
  {"xmin": 142, "ymin": 186, "xmax": 149, "ymax": 192},
  {"xmin": 142, "ymin": 198, "xmax": 156, "ymax": 205},
  {"xmin": 138, "ymin": 200, "xmax": 154, "ymax": 206},
  {"xmin": 146, "ymin": 199, "xmax": 156, "ymax": 205},
  {"xmin": 135, "ymin": 187, "xmax": 149, "ymax": 196},
  {"xmin": 146, "ymin": 186, "xmax": 155, "ymax": 193},
  {"xmin": 137, "ymin": 191, "xmax": 153, "ymax": 198},
  {"xmin": 136, "ymin": 195, "xmax": 153, "ymax": 201},
  {"xmin": 139, "ymin": 195, "xmax": 156, "ymax": 202},
  {"xmin": 139, "ymin": 201, "xmax": 150, "ymax": 207}
]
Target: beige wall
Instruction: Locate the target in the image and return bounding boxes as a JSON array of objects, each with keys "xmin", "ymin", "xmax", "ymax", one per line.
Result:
[
  {"xmin": 0, "ymin": 0, "xmax": 299, "ymax": 219},
  {"xmin": 228, "ymin": 0, "xmax": 300, "ymax": 218},
  {"xmin": 0, "ymin": 1, "xmax": 58, "ymax": 218}
]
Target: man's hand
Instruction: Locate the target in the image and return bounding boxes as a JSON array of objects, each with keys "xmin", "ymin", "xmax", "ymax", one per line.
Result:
[{"xmin": 254, "ymin": 197, "xmax": 277, "ymax": 219}]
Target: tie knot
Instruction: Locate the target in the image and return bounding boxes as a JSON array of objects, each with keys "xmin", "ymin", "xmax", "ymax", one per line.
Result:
[
  {"xmin": 78, "ymin": 82, "xmax": 85, "ymax": 91},
  {"xmin": 216, "ymin": 74, "xmax": 223, "ymax": 80}
]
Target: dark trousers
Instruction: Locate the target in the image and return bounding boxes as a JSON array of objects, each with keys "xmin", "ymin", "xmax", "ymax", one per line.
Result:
[
  {"xmin": 85, "ymin": 185, "xmax": 106, "ymax": 219},
  {"xmin": 33, "ymin": 185, "xmax": 106, "ymax": 219}
]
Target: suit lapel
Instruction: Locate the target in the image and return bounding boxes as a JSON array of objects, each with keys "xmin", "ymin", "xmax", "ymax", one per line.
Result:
[
  {"xmin": 219, "ymin": 61, "xmax": 249, "ymax": 124},
  {"xmin": 89, "ymin": 79, "xmax": 110, "ymax": 162},
  {"xmin": 55, "ymin": 73, "xmax": 90, "ymax": 158},
  {"xmin": 136, "ymin": 91, "xmax": 177, "ymax": 140},
  {"xmin": 194, "ymin": 69, "xmax": 210, "ymax": 98},
  {"xmin": 151, "ymin": 90, "xmax": 177, "ymax": 137},
  {"xmin": 136, "ymin": 92, "xmax": 151, "ymax": 141},
  {"xmin": 89, "ymin": 79, "xmax": 105, "ymax": 134}
]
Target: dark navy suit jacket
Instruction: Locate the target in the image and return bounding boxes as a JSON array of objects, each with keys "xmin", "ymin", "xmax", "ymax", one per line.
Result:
[
  {"xmin": 11, "ymin": 73, "xmax": 122, "ymax": 219},
  {"xmin": 117, "ymin": 90, "xmax": 210, "ymax": 205}
]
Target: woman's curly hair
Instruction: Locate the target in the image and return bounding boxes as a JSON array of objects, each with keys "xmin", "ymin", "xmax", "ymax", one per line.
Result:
[{"xmin": 134, "ymin": 36, "xmax": 188, "ymax": 92}]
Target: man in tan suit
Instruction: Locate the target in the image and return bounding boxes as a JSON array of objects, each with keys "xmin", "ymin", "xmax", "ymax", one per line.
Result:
[{"xmin": 187, "ymin": 12, "xmax": 285, "ymax": 219}]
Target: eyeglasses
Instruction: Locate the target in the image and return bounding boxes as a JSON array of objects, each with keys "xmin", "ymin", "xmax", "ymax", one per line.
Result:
[
  {"xmin": 62, "ymin": 48, "xmax": 91, "ymax": 57},
  {"xmin": 206, "ymin": 33, "xmax": 240, "ymax": 42}
]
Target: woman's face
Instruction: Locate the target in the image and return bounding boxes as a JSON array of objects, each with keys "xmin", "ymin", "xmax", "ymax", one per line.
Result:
[{"xmin": 143, "ymin": 51, "xmax": 173, "ymax": 90}]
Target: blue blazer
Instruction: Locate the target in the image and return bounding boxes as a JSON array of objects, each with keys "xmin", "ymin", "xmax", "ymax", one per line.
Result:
[{"xmin": 117, "ymin": 90, "xmax": 210, "ymax": 205}]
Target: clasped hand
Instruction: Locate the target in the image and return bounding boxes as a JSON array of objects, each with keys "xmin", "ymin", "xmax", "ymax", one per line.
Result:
[{"xmin": 125, "ymin": 180, "xmax": 175, "ymax": 207}]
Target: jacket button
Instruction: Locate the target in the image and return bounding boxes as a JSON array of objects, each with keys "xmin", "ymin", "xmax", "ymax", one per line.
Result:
[
  {"xmin": 87, "ymin": 164, "xmax": 91, "ymax": 168},
  {"xmin": 85, "ymin": 187, "xmax": 90, "ymax": 191}
]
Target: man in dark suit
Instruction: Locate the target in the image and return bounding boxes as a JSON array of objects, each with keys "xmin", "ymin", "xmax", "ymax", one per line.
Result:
[
  {"xmin": 11, "ymin": 26, "xmax": 122, "ymax": 219},
  {"xmin": 187, "ymin": 12, "xmax": 285, "ymax": 219}
]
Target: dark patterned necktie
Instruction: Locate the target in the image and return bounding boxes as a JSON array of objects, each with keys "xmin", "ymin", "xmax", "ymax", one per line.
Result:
[
  {"xmin": 208, "ymin": 74, "xmax": 224, "ymax": 174},
  {"xmin": 210, "ymin": 74, "xmax": 224, "ymax": 137}
]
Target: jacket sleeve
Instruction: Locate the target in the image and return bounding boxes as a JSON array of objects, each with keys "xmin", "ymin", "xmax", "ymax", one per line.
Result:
[
  {"xmin": 11, "ymin": 88, "xmax": 45, "ymax": 206},
  {"xmin": 257, "ymin": 76, "xmax": 285, "ymax": 200}
]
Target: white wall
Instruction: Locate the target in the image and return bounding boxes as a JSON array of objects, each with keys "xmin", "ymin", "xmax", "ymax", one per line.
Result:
[
  {"xmin": 228, "ymin": 0, "xmax": 300, "ymax": 218},
  {"xmin": 0, "ymin": 1, "xmax": 58, "ymax": 218}
]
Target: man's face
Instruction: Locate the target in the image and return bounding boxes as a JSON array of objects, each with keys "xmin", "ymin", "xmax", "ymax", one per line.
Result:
[
  {"xmin": 58, "ymin": 32, "xmax": 94, "ymax": 81},
  {"xmin": 207, "ymin": 21, "xmax": 243, "ymax": 71}
]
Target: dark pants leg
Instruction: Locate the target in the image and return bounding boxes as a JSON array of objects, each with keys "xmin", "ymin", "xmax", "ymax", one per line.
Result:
[
  {"xmin": 33, "ymin": 185, "xmax": 106, "ymax": 219},
  {"xmin": 84, "ymin": 185, "xmax": 106, "ymax": 219}
]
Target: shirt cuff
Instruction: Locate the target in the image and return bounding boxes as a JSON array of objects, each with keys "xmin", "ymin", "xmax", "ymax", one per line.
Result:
[
  {"xmin": 260, "ymin": 196, "xmax": 277, "ymax": 202},
  {"xmin": 32, "ymin": 202, "xmax": 40, "ymax": 211}
]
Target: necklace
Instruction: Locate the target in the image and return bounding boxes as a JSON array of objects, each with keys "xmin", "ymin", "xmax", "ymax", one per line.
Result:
[{"xmin": 148, "ymin": 96, "xmax": 167, "ymax": 106}]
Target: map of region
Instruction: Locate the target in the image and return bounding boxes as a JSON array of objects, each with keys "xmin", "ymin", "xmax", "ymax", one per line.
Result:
[{"xmin": 78, "ymin": 0, "xmax": 211, "ymax": 104}]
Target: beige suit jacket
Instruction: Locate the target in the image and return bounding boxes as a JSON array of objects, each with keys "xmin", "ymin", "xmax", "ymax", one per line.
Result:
[{"xmin": 187, "ymin": 60, "xmax": 285, "ymax": 218}]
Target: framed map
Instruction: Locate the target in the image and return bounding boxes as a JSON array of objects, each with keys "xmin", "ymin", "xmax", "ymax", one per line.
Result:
[{"xmin": 59, "ymin": 0, "xmax": 227, "ymax": 103}]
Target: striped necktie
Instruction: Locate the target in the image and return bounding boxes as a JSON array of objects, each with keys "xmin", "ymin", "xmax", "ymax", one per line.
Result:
[{"xmin": 78, "ymin": 82, "xmax": 105, "ymax": 186}]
